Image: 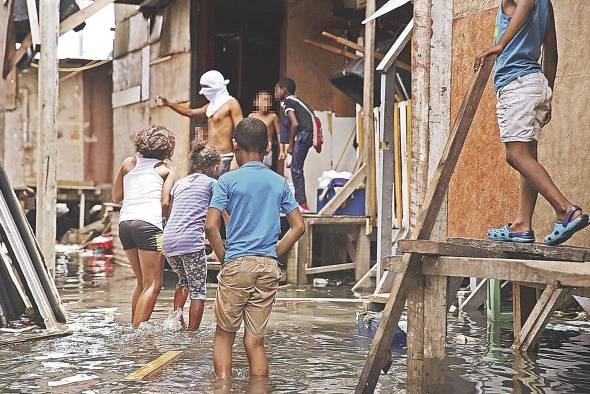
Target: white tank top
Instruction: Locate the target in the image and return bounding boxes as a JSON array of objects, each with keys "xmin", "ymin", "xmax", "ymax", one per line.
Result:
[{"xmin": 119, "ymin": 156, "xmax": 165, "ymax": 229}]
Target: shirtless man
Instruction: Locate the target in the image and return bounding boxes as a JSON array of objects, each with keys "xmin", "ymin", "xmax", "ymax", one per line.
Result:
[
  {"xmin": 156, "ymin": 70, "xmax": 243, "ymax": 174},
  {"xmin": 248, "ymin": 91, "xmax": 280, "ymax": 168}
]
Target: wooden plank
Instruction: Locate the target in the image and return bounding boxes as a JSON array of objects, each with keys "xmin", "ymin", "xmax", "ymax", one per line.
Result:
[
  {"xmin": 376, "ymin": 19, "xmax": 413, "ymax": 72},
  {"xmin": 318, "ymin": 164, "xmax": 367, "ymax": 216},
  {"xmin": 384, "ymin": 256, "xmax": 590, "ymax": 288},
  {"xmin": 423, "ymin": 273, "xmax": 448, "ymax": 392},
  {"xmin": 36, "ymin": 0, "xmax": 60, "ymax": 278},
  {"xmin": 305, "ymin": 263, "xmax": 356, "ymax": 275},
  {"xmin": 112, "ymin": 85, "xmax": 141, "ymax": 108},
  {"xmin": 141, "ymin": 46, "xmax": 150, "ymax": 101},
  {"xmin": 363, "ymin": 0, "xmax": 377, "ymax": 223},
  {"xmin": 60, "ymin": 0, "xmax": 115, "ymax": 35},
  {"xmin": 398, "ymin": 239, "xmax": 501, "ymax": 258},
  {"xmin": 393, "ymin": 103, "xmax": 403, "ymax": 228},
  {"xmin": 304, "ymin": 215, "xmax": 368, "ymax": 225},
  {"xmin": 0, "ymin": 0, "xmax": 14, "ymax": 162},
  {"xmin": 354, "ymin": 226, "xmax": 371, "ymax": 281},
  {"xmin": 515, "ymin": 283, "xmax": 567, "ymax": 352},
  {"xmin": 126, "ymin": 351, "xmax": 183, "ymax": 380},
  {"xmin": 512, "ymin": 283, "xmax": 537, "ymax": 347},
  {"xmin": 460, "ymin": 278, "xmax": 487, "ymax": 311},
  {"xmin": 303, "ymin": 39, "xmax": 359, "ymax": 60},
  {"xmin": 25, "ymin": 0, "xmax": 40, "ymax": 47},
  {"xmin": 356, "ymin": 55, "xmax": 495, "ymax": 394},
  {"xmin": 407, "ymin": 270, "xmax": 425, "ymax": 390},
  {"xmin": 449, "ymin": 237, "xmax": 590, "ymax": 262}
]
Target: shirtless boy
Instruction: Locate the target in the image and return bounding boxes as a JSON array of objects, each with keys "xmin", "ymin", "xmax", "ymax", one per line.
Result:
[
  {"xmin": 248, "ymin": 91, "xmax": 280, "ymax": 168},
  {"xmin": 157, "ymin": 70, "xmax": 243, "ymax": 174}
]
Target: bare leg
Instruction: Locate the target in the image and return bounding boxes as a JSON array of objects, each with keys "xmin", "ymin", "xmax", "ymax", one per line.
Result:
[
  {"xmin": 510, "ymin": 142, "xmax": 539, "ymax": 232},
  {"xmin": 174, "ymin": 286, "xmax": 189, "ymax": 310},
  {"xmin": 132, "ymin": 250, "xmax": 163, "ymax": 327},
  {"xmin": 243, "ymin": 331, "xmax": 269, "ymax": 377},
  {"xmin": 505, "ymin": 142, "xmax": 578, "ymax": 222},
  {"xmin": 124, "ymin": 248, "xmax": 142, "ymax": 323},
  {"xmin": 213, "ymin": 325, "xmax": 236, "ymax": 379},
  {"xmin": 187, "ymin": 300, "xmax": 205, "ymax": 331}
]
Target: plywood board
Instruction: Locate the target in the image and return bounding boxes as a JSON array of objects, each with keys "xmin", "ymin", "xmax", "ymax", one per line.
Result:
[
  {"xmin": 158, "ymin": 0, "xmax": 190, "ymax": 56},
  {"xmin": 113, "ymin": 50, "xmax": 143, "ymax": 92},
  {"xmin": 112, "ymin": 102, "xmax": 150, "ymax": 179},
  {"xmin": 127, "ymin": 13, "xmax": 149, "ymax": 53},
  {"xmin": 113, "ymin": 17, "xmax": 130, "ymax": 59},
  {"xmin": 149, "ymin": 52, "xmax": 191, "ymax": 105},
  {"xmin": 453, "ymin": 0, "xmax": 496, "ymax": 18},
  {"xmin": 112, "ymin": 86, "xmax": 141, "ymax": 108},
  {"xmin": 56, "ymin": 74, "xmax": 85, "ymax": 182}
]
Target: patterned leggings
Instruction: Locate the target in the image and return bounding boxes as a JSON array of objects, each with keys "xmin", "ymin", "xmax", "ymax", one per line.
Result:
[{"xmin": 166, "ymin": 251, "xmax": 207, "ymax": 300}]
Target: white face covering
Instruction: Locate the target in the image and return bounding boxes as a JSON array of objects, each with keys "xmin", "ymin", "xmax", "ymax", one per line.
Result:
[{"xmin": 199, "ymin": 70, "xmax": 232, "ymax": 118}]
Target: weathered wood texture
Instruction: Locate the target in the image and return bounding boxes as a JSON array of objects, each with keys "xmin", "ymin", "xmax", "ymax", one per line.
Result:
[
  {"xmin": 36, "ymin": 0, "xmax": 59, "ymax": 276},
  {"xmin": 384, "ymin": 256, "xmax": 590, "ymax": 288},
  {"xmin": 356, "ymin": 56, "xmax": 495, "ymax": 394},
  {"xmin": 512, "ymin": 283, "xmax": 537, "ymax": 345},
  {"xmin": 362, "ymin": 0, "xmax": 377, "ymax": 222}
]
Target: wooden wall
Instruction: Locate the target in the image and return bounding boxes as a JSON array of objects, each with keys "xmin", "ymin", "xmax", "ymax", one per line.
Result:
[
  {"xmin": 284, "ymin": 0, "xmax": 356, "ymax": 116},
  {"xmin": 112, "ymin": 1, "xmax": 191, "ymax": 178},
  {"xmin": 448, "ymin": 1, "xmax": 590, "ymax": 248}
]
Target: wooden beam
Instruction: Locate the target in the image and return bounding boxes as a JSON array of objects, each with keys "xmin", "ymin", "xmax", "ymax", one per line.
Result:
[
  {"xmin": 318, "ymin": 164, "xmax": 367, "ymax": 216},
  {"xmin": 512, "ymin": 283, "xmax": 537, "ymax": 348},
  {"xmin": 363, "ymin": 0, "xmax": 377, "ymax": 225},
  {"xmin": 126, "ymin": 351, "xmax": 183, "ymax": 380},
  {"xmin": 25, "ymin": 0, "xmax": 41, "ymax": 47},
  {"xmin": 59, "ymin": 0, "xmax": 115, "ymax": 35},
  {"xmin": 303, "ymin": 39, "xmax": 359, "ymax": 60},
  {"xmin": 383, "ymin": 256, "xmax": 590, "ymax": 288},
  {"xmin": 355, "ymin": 56, "xmax": 495, "ymax": 394},
  {"xmin": 36, "ymin": 0, "xmax": 60, "ymax": 278},
  {"xmin": 305, "ymin": 262, "xmax": 356, "ymax": 275},
  {"xmin": 354, "ymin": 226, "xmax": 371, "ymax": 281},
  {"xmin": 5, "ymin": 0, "xmax": 114, "ymax": 77},
  {"xmin": 377, "ymin": 19, "xmax": 413, "ymax": 73},
  {"xmin": 398, "ymin": 239, "xmax": 502, "ymax": 258},
  {"xmin": 449, "ymin": 237, "xmax": 590, "ymax": 262},
  {"xmin": 514, "ymin": 283, "xmax": 568, "ymax": 352},
  {"xmin": 322, "ymin": 31, "xmax": 384, "ymax": 59}
]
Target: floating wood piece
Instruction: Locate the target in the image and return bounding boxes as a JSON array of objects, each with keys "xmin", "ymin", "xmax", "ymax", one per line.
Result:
[
  {"xmin": 514, "ymin": 283, "xmax": 568, "ymax": 352},
  {"xmin": 318, "ymin": 164, "xmax": 367, "ymax": 216},
  {"xmin": 355, "ymin": 56, "xmax": 495, "ymax": 394},
  {"xmin": 126, "ymin": 351, "xmax": 183, "ymax": 381},
  {"xmin": 303, "ymin": 39, "xmax": 359, "ymax": 60},
  {"xmin": 383, "ymin": 256, "xmax": 590, "ymax": 288},
  {"xmin": 449, "ymin": 237, "xmax": 590, "ymax": 262}
]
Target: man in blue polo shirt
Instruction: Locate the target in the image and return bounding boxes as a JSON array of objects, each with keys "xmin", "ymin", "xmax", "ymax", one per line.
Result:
[{"xmin": 205, "ymin": 117, "xmax": 305, "ymax": 379}]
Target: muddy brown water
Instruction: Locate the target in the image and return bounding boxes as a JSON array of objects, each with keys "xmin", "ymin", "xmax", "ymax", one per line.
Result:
[{"xmin": 1, "ymin": 255, "xmax": 590, "ymax": 393}]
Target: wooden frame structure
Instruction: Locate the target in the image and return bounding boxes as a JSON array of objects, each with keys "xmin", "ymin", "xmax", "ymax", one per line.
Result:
[{"xmin": 356, "ymin": 50, "xmax": 590, "ymax": 392}]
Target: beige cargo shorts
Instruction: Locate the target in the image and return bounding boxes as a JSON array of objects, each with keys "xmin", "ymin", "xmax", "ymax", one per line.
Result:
[
  {"xmin": 214, "ymin": 256, "xmax": 282, "ymax": 337},
  {"xmin": 496, "ymin": 72, "xmax": 553, "ymax": 143}
]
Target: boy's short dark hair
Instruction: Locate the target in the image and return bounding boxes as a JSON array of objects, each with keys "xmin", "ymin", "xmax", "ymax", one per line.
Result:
[
  {"xmin": 135, "ymin": 125, "xmax": 175, "ymax": 160},
  {"xmin": 234, "ymin": 118, "xmax": 268, "ymax": 154},
  {"xmin": 276, "ymin": 78, "xmax": 296, "ymax": 94}
]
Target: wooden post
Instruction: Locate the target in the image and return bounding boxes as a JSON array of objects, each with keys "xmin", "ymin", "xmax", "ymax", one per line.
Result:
[
  {"xmin": 512, "ymin": 283, "xmax": 537, "ymax": 345},
  {"xmin": 362, "ymin": 0, "xmax": 377, "ymax": 224},
  {"xmin": 354, "ymin": 224, "xmax": 371, "ymax": 282},
  {"xmin": 36, "ymin": 0, "xmax": 60, "ymax": 277},
  {"xmin": 0, "ymin": 0, "xmax": 14, "ymax": 163},
  {"xmin": 376, "ymin": 69, "xmax": 395, "ymax": 284}
]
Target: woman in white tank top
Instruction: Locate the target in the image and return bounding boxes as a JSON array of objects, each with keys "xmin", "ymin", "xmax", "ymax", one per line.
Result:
[{"xmin": 112, "ymin": 126, "xmax": 176, "ymax": 328}]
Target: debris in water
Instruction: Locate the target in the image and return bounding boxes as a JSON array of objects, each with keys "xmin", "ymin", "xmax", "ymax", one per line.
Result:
[
  {"xmin": 454, "ymin": 334, "xmax": 479, "ymax": 344},
  {"xmin": 313, "ymin": 278, "xmax": 328, "ymax": 288},
  {"xmin": 163, "ymin": 309, "xmax": 184, "ymax": 331},
  {"xmin": 48, "ymin": 373, "xmax": 98, "ymax": 387}
]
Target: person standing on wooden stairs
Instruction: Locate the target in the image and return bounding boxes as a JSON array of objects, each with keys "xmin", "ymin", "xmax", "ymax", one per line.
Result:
[
  {"xmin": 475, "ymin": 0, "xmax": 589, "ymax": 246},
  {"xmin": 156, "ymin": 70, "xmax": 243, "ymax": 174}
]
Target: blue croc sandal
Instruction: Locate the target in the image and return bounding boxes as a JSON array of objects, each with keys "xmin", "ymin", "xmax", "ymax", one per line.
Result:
[
  {"xmin": 487, "ymin": 224, "xmax": 535, "ymax": 243},
  {"xmin": 544, "ymin": 205, "xmax": 590, "ymax": 246}
]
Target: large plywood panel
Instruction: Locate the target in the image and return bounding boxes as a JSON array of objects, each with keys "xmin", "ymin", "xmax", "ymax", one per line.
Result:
[
  {"xmin": 448, "ymin": 8, "xmax": 519, "ymax": 238},
  {"xmin": 285, "ymin": 0, "xmax": 355, "ymax": 116},
  {"xmin": 128, "ymin": 13, "xmax": 149, "ymax": 53},
  {"xmin": 533, "ymin": 0, "xmax": 590, "ymax": 247},
  {"xmin": 57, "ymin": 75, "xmax": 85, "ymax": 182},
  {"xmin": 149, "ymin": 107, "xmax": 191, "ymax": 178},
  {"xmin": 453, "ymin": 0, "xmax": 495, "ymax": 18},
  {"xmin": 149, "ymin": 52, "xmax": 191, "ymax": 105},
  {"xmin": 158, "ymin": 0, "xmax": 190, "ymax": 56},
  {"xmin": 113, "ymin": 49, "xmax": 143, "ymax": 92},
  {"xmin": 112, "ymin": 102, "xmax": 150, "ymax": 179}
]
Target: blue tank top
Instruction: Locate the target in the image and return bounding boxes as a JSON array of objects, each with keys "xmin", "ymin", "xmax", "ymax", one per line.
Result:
[{"xmin": 493, "ymin": 0, "xmax": 550, "ymax": 91}]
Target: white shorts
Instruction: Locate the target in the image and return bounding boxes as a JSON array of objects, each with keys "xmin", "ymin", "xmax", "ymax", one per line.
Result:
[{"xmin": 496, "ymin": 72, "xmax": 553, "ymax": 143}]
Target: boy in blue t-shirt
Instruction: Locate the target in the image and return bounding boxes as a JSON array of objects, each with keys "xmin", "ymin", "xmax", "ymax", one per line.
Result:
[
  {"xmin": 205, "ymin": 117, "xmax": 305, "ymax": 378},
  {"xmin": 475, "ymin": 0, "xmax": 588, "ymax": 245}
]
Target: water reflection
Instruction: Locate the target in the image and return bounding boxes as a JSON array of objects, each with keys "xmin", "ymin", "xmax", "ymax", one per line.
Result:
[{"xmin": 0, "ymin": 254, "xmax": 589, "ymax": 393}]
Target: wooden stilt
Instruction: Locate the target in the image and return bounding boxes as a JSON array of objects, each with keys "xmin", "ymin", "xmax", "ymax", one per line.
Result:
[
  {"xmin": 512, "ymin": 283, "xmax": 537, "ymax": 346},
  {"xmin": 355, "ymin": 56, "xmax": 495, "ymax": 393},
  {"xmin": 354, "ymin": 225, "xmax": 371, "ymax": 282},
  {"xmin": 514, "ymin": 282, "xmax": 568, "ymax": 352},
  {"xmin": 36, "ymin": 0, "xmax": 60, "ymax": 277},
  {"xmin": 423, "ymin": 273, "xmax": 448, "ymax": 392}
]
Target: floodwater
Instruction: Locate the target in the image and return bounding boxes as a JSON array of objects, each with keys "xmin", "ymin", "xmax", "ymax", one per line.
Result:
[{"xmin": 1, "ymin": 255, "xmax": 590, "ymax": 393}]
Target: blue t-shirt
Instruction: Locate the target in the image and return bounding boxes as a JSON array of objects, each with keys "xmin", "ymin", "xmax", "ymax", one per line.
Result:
[
  {"xmin": 493, "ymin": 0, "xmax": 550, "ymax": 91},
  {"xmin": 163, "ymin": 173, "xmax": 216, "ymax": 257},
  {"xmin": 209, "ymin": 161, "xmax": 299, "ymax": 262}
]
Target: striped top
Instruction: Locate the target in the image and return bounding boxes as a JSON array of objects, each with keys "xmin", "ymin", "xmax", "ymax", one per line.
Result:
[{"xmin": 162, "ymin": 173, "xmax": 216, "ymax": 257}]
